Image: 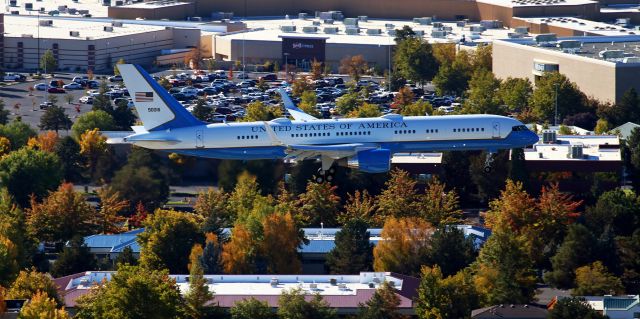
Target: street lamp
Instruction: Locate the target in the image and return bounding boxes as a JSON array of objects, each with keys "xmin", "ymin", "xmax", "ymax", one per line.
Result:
[
  {"xmin": 554, "ymin": 83, "xmax": 559, "ymax": 126},
  {"xmin": 284, "ymin": 52, "xmax": 290, "ymax": 82}
]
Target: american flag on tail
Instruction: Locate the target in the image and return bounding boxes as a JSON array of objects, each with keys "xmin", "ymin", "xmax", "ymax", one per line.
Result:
[{"xmin": 135, "ymin": 92, "xmax": 153, "ymax": 102}]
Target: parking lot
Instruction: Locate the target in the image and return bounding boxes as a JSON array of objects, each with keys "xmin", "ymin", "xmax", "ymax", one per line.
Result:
[{"xmin": 0, "ymin": 68, "xmax": 451, "ymax": 134}]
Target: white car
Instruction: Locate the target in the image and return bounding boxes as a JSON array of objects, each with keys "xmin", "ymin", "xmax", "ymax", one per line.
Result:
[
  {"xmin": 34, "ymin": 83, "xmax": 49, "ymax": 91},
  {"xmin": 180, "ymin": 86, "xmax": 198, "ymax": 97},
  {"xmin": 79, "ymin": 96, "xmax": 94, "ymax": 104},
  {"xmin": 63, "ymin": 82, "xmax": 83, "ymax": 90}
]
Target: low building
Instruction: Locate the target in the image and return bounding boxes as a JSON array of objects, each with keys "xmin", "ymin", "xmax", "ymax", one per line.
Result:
[
  {"xmin": 55, "ymin": 271, "xmax": 420, "ymax": 315},
  {"xmin": 493, "ymin": 35, "xmax": 640, "ymax": 104},
  {"xmin": 568, "ymin": 295, "xmax": 640, "ymax": 319},
  {"xmin": 107, "ymin": 0, "xmax": 196, "ymax": 20},
  {"xmin": 1, "ymin": 14, "xmax": 200, "ymax": 71},
  {"xmin": 612, "ymin": 122, "xmax": 640, "ymax": 140},
  {"xmin": 472, "ymin": 304, "xmax": 548, "ymax": 318},
  {"xmin": 522, "ymin": 131, "xmax": 622, "ymax": 171}
]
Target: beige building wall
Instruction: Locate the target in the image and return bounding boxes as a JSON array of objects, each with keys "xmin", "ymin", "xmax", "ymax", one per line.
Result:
[
  {"xmin": 492, "ymin": 40, "xmax": 637, "ymax": 103},
  {"xmin": 108, "ymin": 2, "xmax": 196, "ymax": 20}
]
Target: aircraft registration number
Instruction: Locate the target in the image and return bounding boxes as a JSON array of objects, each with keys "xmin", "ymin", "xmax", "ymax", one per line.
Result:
[{"xmin": 147, "ymin": 107, "xmax": 161, "ymax": 112}]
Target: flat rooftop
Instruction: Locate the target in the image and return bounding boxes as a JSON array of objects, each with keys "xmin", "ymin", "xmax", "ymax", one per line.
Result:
[
  {"xmin": 223, "ymin": 18, "xmax": 515, "ymax": 45},
  {"xmin": 2, "ymin": 0, "xmax": 110, "ymax": 17},
  {"xmin": 3, "ymin": 14, "xmax": 166, "ymax": 40},
  {"xmin": 476, "ymin": 0, "xmax": 596, "ymax": 8},
  {"xmin": 498, "ymin": 35, "xmax": 640, "ymax": 63},
  {"xmin": 516, "ymin": 16, "xmax": 638, "ymax": 36},
  {"xmin": 118, "ymin": 0, "xmax": 191, "ymax": 9},
  {"xmin": 524, "ymin": 135, "xmax": 621, "ymax": 162}
]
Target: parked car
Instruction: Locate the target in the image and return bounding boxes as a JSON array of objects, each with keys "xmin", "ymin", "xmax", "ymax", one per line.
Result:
[
  {"xmin": 86, "ymin": 80, "xmax": 100, "ymax": 89},
  {"xmin": 259, "ymin": 73, "xmax": 277, "ymax": 81},
  {"xmin": 3, "ymin": 73, "xmax": 25, "ymax": 82},
  {"xmin": 180, "ymin": 86, "xmax": 199, "ymax": 97},
  {"xmin": 39, "ymin": 102, "xmax": 54, "ymax": 109},
  {"xmin": 236, "ymin": 72, "xmax": 250, "ymax": 79},
  {"xmin": 72, "ymin": 76, "xmax": 89, "ymax": 83},
  {"xmin": 63, "ymin": 82, "xmax": 83, "ymax": 90},
  {"xmin": 79, "ymin": 96, "xmax": 94, "ymax": 104},
  {"xmin": 108, "ymin": 75, "xmax": 123, "ymax": 82},
  {"xmin": 34, "ymin": 83, "xmax": 49, "ymax": 91},
  {"xmin": 48, "ymin": 87, "xmax": 66, "ymax": 94}
]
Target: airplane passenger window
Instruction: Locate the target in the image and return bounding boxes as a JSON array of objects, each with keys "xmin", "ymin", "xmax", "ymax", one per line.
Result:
[{"xmin": 481, "ymin": 128, "xmax": 484, "ymax": 131}]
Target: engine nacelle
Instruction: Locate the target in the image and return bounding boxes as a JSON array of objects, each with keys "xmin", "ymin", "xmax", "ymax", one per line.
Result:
[{"xmin": 346, "ymin": 149, "xmax": 391, "ymax": 173}]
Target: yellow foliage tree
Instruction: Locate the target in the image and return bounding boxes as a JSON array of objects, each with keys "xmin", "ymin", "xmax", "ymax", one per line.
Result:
[
  {"xmin": 260, "ymin": 212, "xmax": 302, "ymax": 274},
  {"xmin": 26, "ymin": 131, "xmax": 58, "ymax": 153},
  {"xmin": 221, "ymin": 223, "xmax": 256, "ymax": 274},
  {"xmin": 373, "ymin": 217, "xmax": 433, "ymax": 275},
  {"xmin": 337, "ymin": 190, "xmax": 378, "ymax": 226},
  {"xmin": 573, "ymin": 261, "xmax": 624, "ymax": 296},
  {"xmin": 78, "ymin": 128, "xmax": 108, "ymax": 181},
  {"xmin": 188, "ymin": 244, "xmax": 204, "ymax": 273},
  {"xmin": 94, "ymin": 187, "xmax": 128, "ymax": 234},
  {"xmin": 0, "ymin": 137, "xmax": 10, "ymax": 157},
  {"xmin": 18, "ymin": 291, "xmax": 70, "ymax": 319},
  {"xmin": 376, "ymin": 168, "xmax": 418, "ymax": 220}
]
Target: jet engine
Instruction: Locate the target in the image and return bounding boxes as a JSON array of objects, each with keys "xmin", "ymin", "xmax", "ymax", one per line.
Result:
[{"xmin": 345, "ymin": 149, "xmax": 391, "ymax": 173}]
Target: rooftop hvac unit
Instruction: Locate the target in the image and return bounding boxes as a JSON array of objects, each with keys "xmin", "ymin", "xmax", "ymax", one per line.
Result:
[
  {"xmin": 432, "ymin": 22, "xmax": 443, "ymax": 28},
  {"xmin": 10, "ymin": 10, "xmax": 19, "ymax": 14},
  {"xmin": 345, "ymin": 27, "xmax": 360, "ymax": 35},
  {"xmin": 24, "ymin": 3, "xmax": 32, "ymax": 10},
  {"xmin": 387, "ymin": 29, "xmax": 396, "ymax": 36},
  {"xmin": 414, "ymin": 17, "xmax": 432, "ymax": 25},
  {"xmin": 323, "ymin": 19, "xmax": 334, "ymax": 24},
  {"xmin": 508, "ymin": 32, "xmax": 523, "ymax": 38},
  {"xmin": 298, "ymin": 12, "xmax": 307, "ymax": 20},
  {"xmin": 557, "ymin": 40, "xmax": 581, "ymax": 49},
  {"xmin": 324, "ymin": 27, "xmax": 339, "ymax": 34},
  {"xmin": 623, "ymin": 57, "xmax": 640, "ymax": 63},
  {"xmin": 115, "ymin": 0, "xmax": 123, "ymax": 5},
  {"xmin": 414, "ymin": 30, "xmax": 425, "ymax": 37},
  {"xmin": 312, "ymin": 20, "xmax": 320, "ymax": 26},
  {"xmin": 534, "ymin": 33, "xmax": 557, "ymax": 44},
  {"xmin": 542, "ymin": 130, "xmax": 557, "ymax": 143},
  {"xmin": 480, "ymin": 20, "xmax": 503, "ymax": 29},
  {"xmin": 270, "ymin": 278, "xmax": 279, "ymax": 287},
  {"xmin": 112, "ymin": 21, "xmax": 123, "ymax": 27},
  {"xmin": 366, "ymin": 28, "xmax": 381, "ymax": 35},
  {"xmin": 599, "ymin": 49, "xmax": 625, "ymax": 60},
  {"xmin": 280, "ymin": 25, "xmax": 296, "ymax": 32},
  {"xmin": 514, "ymin": 26, "xmax": 529, "ymax": 34},
  {"xmin": 456, "ymin": 21, "xmax": 466, "ymax": 27},
  {"xmin": 21, "ymin": 34, "xmax": 33, "ymax": 38},
  {"xmin": 69, "ymin": 31, "xmax": 80, "ymax": 37},
  {"xmin": 67, "ymin": 8, "xmax": 76, "ymax": 14},
  {"xmin": 431, "ymin": 30, "xmax": 447, "ymax": 38},
  {"xmin": 302, "ymin": 26, "xmax": 317, "ymax": 33},
  {"xmin": 443, "ymin": 26, "xmax": 453, "ymax": 31},
  {"xmin": 358, "ymin": 15, "xmax": 368, "ymax": 22},
  {"xmin": 569, "ymin": 145, "xmax": 584, "ymax": 159},
  {"xmin": 318, "ymin": 11, "xmax": 343, "ymax": 21},
  {"xmin": 469, "ymin": 25, "xmax": 485, "ymax": 32},
  {"xmin": 344, "ymin": 18, "xmax": 358, "ymax": 26},
  {"xmin": 385, "ymin": 23, "xmax": 394, "ymax": 29},
  {"xmin": 103, "ymin": 26, "xmax": 113, "ymax": 32},
  {"xmin": 39, "ymin": 19, "xmax": 53, "ymax": 26},
  {"xmin": 9, "ymin": 0, "xmax": 16, "ymax": 7}
]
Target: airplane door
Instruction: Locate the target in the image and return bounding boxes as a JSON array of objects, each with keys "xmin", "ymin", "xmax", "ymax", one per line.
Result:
[
  {"xmin": 196, "ymin": 130, "xmax": 204, "ymax": 148},
  {"xmin": 492, "ymin": 122, "xmax": 500, "ymax": 139}
]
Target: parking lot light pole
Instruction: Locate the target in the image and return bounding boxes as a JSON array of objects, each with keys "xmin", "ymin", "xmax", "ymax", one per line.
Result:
[
  {"xmin": 284, "ymin": 53, "xmax": 289, "ymax": 82},
  {"xmin": 554, "ymin": 83, "xmax": 559, "ymax": 126}
]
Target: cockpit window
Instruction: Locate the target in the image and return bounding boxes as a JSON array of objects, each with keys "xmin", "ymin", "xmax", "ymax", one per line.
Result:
[{"xmin": 512, "ymin": 125, "xmax": 528, "ymax": 132}]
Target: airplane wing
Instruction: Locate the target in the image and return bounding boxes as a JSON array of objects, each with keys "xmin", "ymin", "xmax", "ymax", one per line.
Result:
[{"xmin": 277, "ymin": 88, "xmax": 318, "ymax": 122}]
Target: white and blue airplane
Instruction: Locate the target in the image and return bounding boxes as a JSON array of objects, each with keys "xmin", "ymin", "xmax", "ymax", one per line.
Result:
[{"xmin": 113, "ymin": 64, "xmax": 538, "ymax": 181}]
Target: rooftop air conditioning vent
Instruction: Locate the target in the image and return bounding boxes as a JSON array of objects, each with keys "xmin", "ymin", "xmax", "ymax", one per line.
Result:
[
  {"xmin": 280, "ymin": 25, "xmax": 296, "ymax": 32},
  {"xmin": 345, "ymin": 27, "xmax": 360, "ymax": 35},
  {"xmin": 323, "ymin": 27, "xmax": 339, "ymax": 34},
  {"xmin": 302, "ymin": 26, "xmax": 317, "ymax": 33},
  {"xmin": 103, "ymin": 26, "xmax": 113, "ymax": 32},
  {"xmin": 366, "ymin": 28, "xmax": 381, "ymax": 35},
  {"xmin": 344, "ymin": 18, "xmax": 358, "ymax": 26},
  {"xmin": 39, "ymin": 19, "xmax": 53, "ymax": 26},
  {"xmin": 69, "ymin": 31, "xmax": 80, "ymax": 37},
  {"xmin": 112, "ymin": 21, "xmax": 123, "ymax": 27}
]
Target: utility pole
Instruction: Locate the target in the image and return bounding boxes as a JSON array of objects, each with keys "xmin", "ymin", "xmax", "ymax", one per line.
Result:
[{"xmin": 554, "ymin": 83, "xmax": 559, "ymax": 126}]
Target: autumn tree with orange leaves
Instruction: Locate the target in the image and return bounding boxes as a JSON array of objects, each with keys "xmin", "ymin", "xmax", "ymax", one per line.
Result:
[
  {"xmin": 373, "ymin": 217, "xmax": 433, "ymax": 276},
  {"xmin": 337, "ymin": 189, "xmax": 378, "ymax": 226},
  {"xmin": 94, "ymin": 187, "xmax": 128, "ymax": 234},
  {"xmin": 416, "ymin": 178, "xmax": 462, "ymax": 227},
  {"xmin": 222, "ymin": 223, "xmax": 256, "ymax": 274},
  {"xmin": 27, "ymin": 131, "xmax": 58, "ymax": 152},
  {"xmin": 26, "ymin": 183, "xmax": 96, "ymax": 243},
  {"xmin": 260, "ymin": 212, "xmax": 303, "ymax": 274},
  {"xmin": 79, "ymin": 128, "xmax": 111, "ymax": 183}
]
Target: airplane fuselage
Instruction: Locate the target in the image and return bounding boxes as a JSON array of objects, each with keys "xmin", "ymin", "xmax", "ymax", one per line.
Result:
[{"xmin": 125, "ymin": 114, "xmax": 538, "ymax": 159}]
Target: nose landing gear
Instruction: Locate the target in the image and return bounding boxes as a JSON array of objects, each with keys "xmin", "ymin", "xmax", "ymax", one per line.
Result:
[{"xmin": 484, "ymin": 151, "xmax": 496, "ymax": 173}]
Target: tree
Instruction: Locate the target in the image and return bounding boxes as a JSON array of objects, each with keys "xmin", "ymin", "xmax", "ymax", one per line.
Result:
[
  {"xmin": 373, "ymin": 217, "xmax": 432, "ymax": 276},
  {"xmin": 628, "ymin": 128, "xmax": 640, "ymax": 190},
  {"xmin": 26, "ymin": 183, "xmax": 96, "ymax": 243},
  {"xmin": 416, "ymin": 178, "xmax": 462, "ymax": 227},
  {"xmin": 94, "ymin": 187, "xmax": 127, "ymax": 234},
  {"xmin": 375, "ymin": 169, "xmax": 417, "ymax": 221},
  {"xmin": 299, "ymin": 90, "xmax": 322, "ymax": 118},
  {"xmin": 394, "ymin": 25, "xmax": 416, "ymax": 43},
  {"xmin": 200, "ymin": 232, "xmax": 223, "ymax": 274},
  {"xmin": 347, "ymin": 102, "xmax": 381, "ymax": 118},
  {"xmin": 222, "ymin": 223, "xmax": 257, "ymax": 274},
  {"xmin": 473, "ymin": 230, "xmax": 536, "ymax": 305},
  {"xmin": 185, "ymin": 245, "xmax": 215, "ymax": 319},
  {"xmin": 0, "ymin": 99, "xmax": 10, "ymax": 125},
  {"xmin": 594, "ymin": 118, "xmax": 610, "ymax": 134},
  {"xmin": 277, "ymin": 288, "xmax": 337, "ymax": 319},
  {"xmin": 548, "ymin": 297, "xmax": 608, "ymax": 319},
  {"xmin": 357, "ymin": 282, "xmax": 404, "ymax": 319},
  {"xmin": 574, "ymin": 261, "xmax": 624, "ymax": 296},
  {"xmin": 544, "ymin": 224, "xmax": 597, "ymax": 289},
  {"xmin": 337, "ymin": 190, "xmax": 377, "ymax": 225},
  {"xmin": 0, "ymin": 188, "xmax": 33, "ymax": 272},
  {"xmin": 416, "ymin": 266, "xmax": 479, "ymax": 319},
  {"xmin": 91, "ymin": 82, "xmax": 112, "ymax": 114},
  {"xmin": 472, "ymin": 44, "xmax": 493, "ymax": 71},
  {"xmin": 339, "ymin": 55, "xmax": 368, "ymax": 82},
  {"xmin": 529, "ymin": 72, "xmax": 587, "ymax": 123},
  {"xmin": 75, "ymin": 265, "xmax": 184, "ymax": 319},
  {"xmin": 195, "ymin": 188, "xmax": 233, "ymax": 232},
  {"xmin": 112, "ymin": 100, "xmax": 136, "ymax": 130},
  {"xmin": 39, "ymin": 106, "xmax": 72, "ymax": 133},
  {"xmin": 18, "ymin": 291, "xmax": 70, "ymax": 319},
  {"xmin": 0, "ymin": 147, "xmax": 62, "ymax": 207},
  {"xmin": 54, "ymin": 136, "xmax": 83, "ymax": 182},
  {"xmin": 78, "ymin": 128, "xmax": 112, "ymax": 183},
  {"xmin": 428, "ymin": 227, "xmax": 477, "ymax": 277},
  {"xmin": 50, "ymin": 235, "xmax": 97, "ymax": 277},
  {"xmin": 433, "ymin": 43, "xmax": 456, "ymax": 67},
  {"xmin": 110, "ymin": 147, "xmax": 169, "ymax": 213},
  {"xmin": 260, "ymin": 212, "xmax": 303, "ymax": 274},
  {"xmin": 0, "ymin": 120, "xmax": 37, "ymax": 150},
  {"xmin": 0, "ymin": 235, "xmax": 18, "ymax": 287},
  {"xmin": 7, "ymin": 268, "xmax": 62, "ymax": 306},
  {"xmin": 400, "ymin": 100, "xmax": 432, "ymax": 116},
  {"xmin": 616, "ymin": 229, "xmax": 640, "ymax": 293},
  {"xmin": 71, "ymin": 110, "xmax": 115, "ymax": 139},
  {"xmin": 463, "ymin": 69, "xmax": 503, "ymax": 115},
  {"xmin": 393, "ymin": 86, "xmax": 415, "ymax": 109},
  {"xmin": 27, "ymin": 131, "xmax": 58, "ymax": 153},
  {"xmin": 192, "ymin": 98, "xmax": 211, "ymax": 121},
  {"xmin": 326, "ymin": 218, "xmax": 373, "ymax": 274},
  {"xmin": 432, "ymin": 51, "xmax": 472, "ymax": 97},
  {"xmin": 231, "ymin": 298, "xmax": 275, "ymax": 319},
  {"xmin": 298, "ymin": 182, "xmax": 340, "ymax": 226},
  {"xmin": 584, "ymin": 189, "xmax": 640, "ymax": 238},
  {"xmin": 138, "ymin": 209, "xmax": 203, "ymax": 273},
  {"xmin": 40, "ymin": 50, "xmax": 57, "ymax": 73},
  {"xmin": 394, "ymin": 38, "xmax": 438, "ymax": 85},
  {"xmin": 0, "ymin": 137, "xmax": 9, "ymax": 156},
  {"xmin": 335, "ymin": 90, "xmax": 362, "ymax": 115},
  {"xmin": 243, "ymin": 101, "xmax": 281, "ymax": 121},
  {"xmin": 115, "ymin": 246, "xmax": 137, "ymax": 267},
  {"xmin": 311, "ymin": 59, "xmax": 324, "ymax": 80}
]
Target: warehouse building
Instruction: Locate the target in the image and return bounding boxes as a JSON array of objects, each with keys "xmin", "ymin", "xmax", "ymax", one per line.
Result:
[
  {"xmin": 0, "ymin": 14, "xmax": 201, "ymax": 71},
  {"xmin": 493, "ymin": 34, "xmax": 640, "ymax": 103}
]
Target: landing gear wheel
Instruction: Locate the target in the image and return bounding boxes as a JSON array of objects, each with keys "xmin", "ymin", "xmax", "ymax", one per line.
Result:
[
  {"xmin": 483, "ymin": 166, "xmax": 493, "ymax": 173},
  {"xmin": 328, "ymin": 167, "xmax": 336, "ymax": 175},
  {"xmin": 315, "ymin": 175, "xmax": 324, "ymax": 183},
  {"xmin": 326, "ymin": 174, "xmax": 334, "ymax": 182}
]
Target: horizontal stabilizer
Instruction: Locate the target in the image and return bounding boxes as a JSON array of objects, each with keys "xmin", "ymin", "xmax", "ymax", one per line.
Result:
[{"xmin": 102, "ymin": 131, "xmax": 136, "ymax": 144}]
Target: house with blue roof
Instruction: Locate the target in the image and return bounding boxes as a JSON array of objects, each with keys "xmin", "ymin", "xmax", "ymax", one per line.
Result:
[{"xmin": 579, "ymin": 295, "xmax": 640, "ymax": 319}]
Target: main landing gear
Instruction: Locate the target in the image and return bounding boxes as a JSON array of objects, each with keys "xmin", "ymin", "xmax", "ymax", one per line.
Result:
[
  {"xmin": 314, "ymin": 156, "xmax": 336, "ymax": 183},
  {"xmin": 484, "ymin": 152, "xmax": 496, "ymax": 173}
]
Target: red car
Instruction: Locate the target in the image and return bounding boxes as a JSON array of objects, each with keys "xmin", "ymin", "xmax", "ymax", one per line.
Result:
[{"xmin": 47, "ymin": 87, "xmax": 66, "ymax": 94}]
